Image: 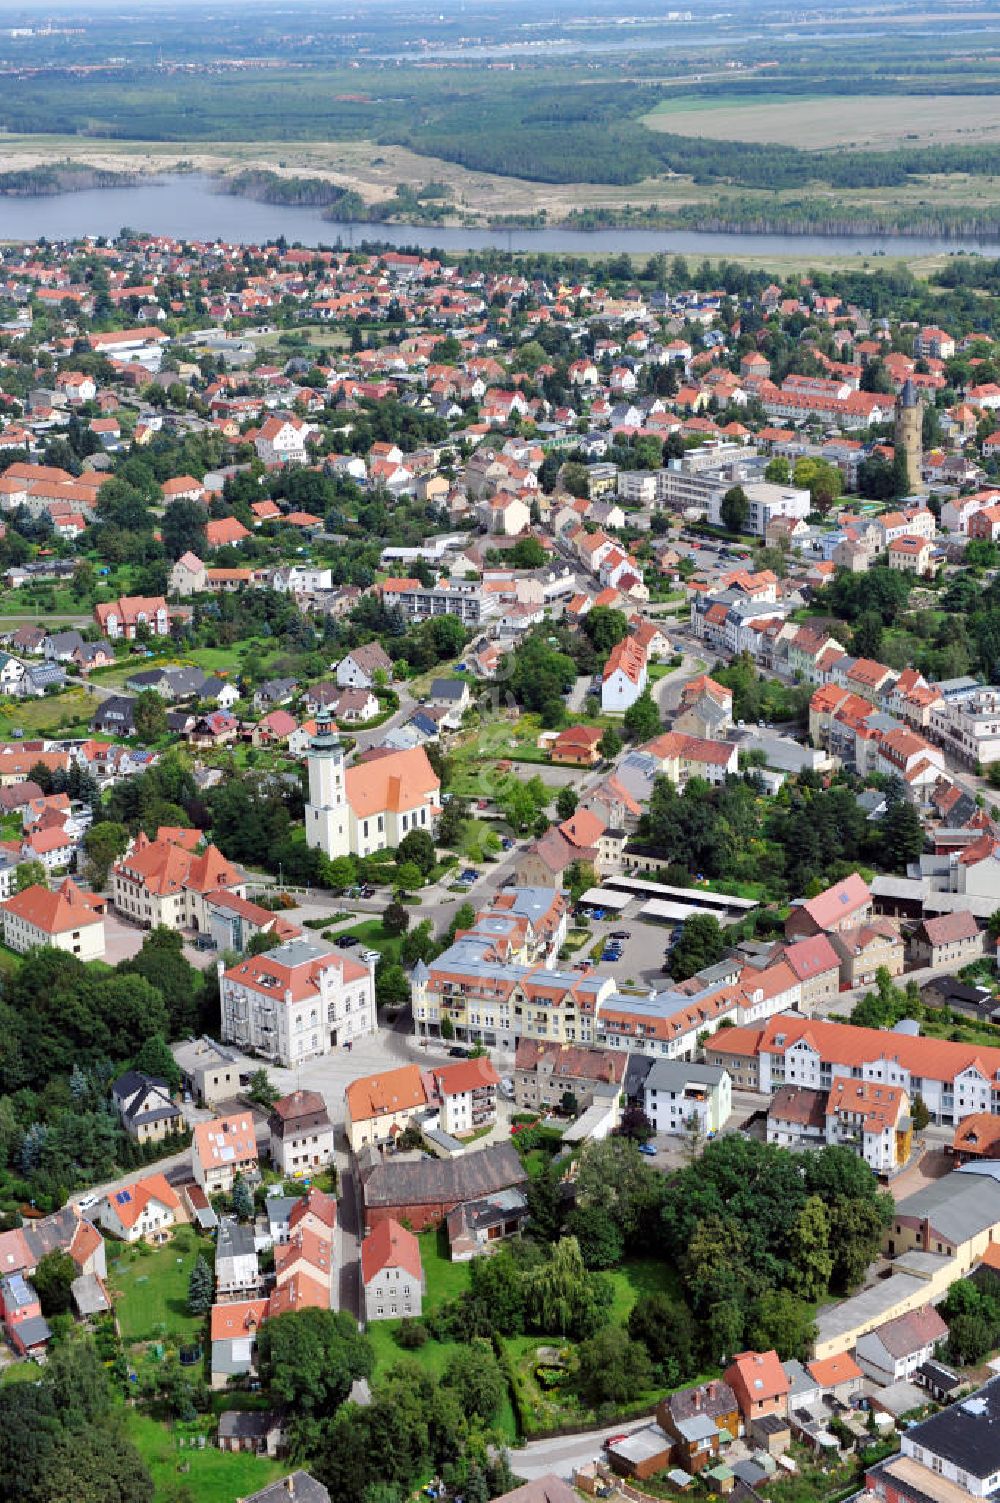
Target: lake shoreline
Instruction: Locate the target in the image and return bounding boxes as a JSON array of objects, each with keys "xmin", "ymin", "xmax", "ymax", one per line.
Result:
[{"xmin": 1, "ymin": 170, "xmax": 1000, "ymax": 261}]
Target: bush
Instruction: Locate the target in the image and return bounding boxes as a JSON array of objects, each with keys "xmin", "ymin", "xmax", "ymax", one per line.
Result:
[{"xmin": 396, "ymin": 1319, "xmax": 430, "ymax": 1349}]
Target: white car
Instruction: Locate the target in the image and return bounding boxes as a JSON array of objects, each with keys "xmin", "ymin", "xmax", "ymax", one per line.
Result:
[{"xmin": 76, "ymin": 1194, "xmax": 99, "ymax": 1213}]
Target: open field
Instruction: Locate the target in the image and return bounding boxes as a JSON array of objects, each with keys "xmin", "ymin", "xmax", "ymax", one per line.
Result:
[{"xmin": 644, "ymin": 93, "xmax": 1000, "ymax": 151}]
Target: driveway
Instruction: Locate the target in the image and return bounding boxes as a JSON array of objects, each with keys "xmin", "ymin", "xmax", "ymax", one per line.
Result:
[
  {"xmin": 102, "ymin": 909, "xmax": 149, "ymax": 965},
  {"xmin": 650, "ymin": 651, "xmax": 707, "ymax": 717}
]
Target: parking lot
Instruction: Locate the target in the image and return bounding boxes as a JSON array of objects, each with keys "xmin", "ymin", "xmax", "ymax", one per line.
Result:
[{"xmin": 571, "ymin": 906, "xmax": 689, "ymax": 989}]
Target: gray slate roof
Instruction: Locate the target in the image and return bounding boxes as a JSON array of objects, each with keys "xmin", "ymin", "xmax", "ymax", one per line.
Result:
[{"xmin": 359, "ymin": 1142, "xmax": 526, "ymax": 1211}]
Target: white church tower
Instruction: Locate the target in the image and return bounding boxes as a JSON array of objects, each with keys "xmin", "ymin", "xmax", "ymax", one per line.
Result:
[{"xmin": 305, "ymin": 708, "xmax": 351, "ymax": 858}]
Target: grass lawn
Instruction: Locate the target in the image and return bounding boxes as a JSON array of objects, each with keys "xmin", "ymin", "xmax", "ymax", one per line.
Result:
[
  {"xmin": 1, "ymin": 1359, "xmax": 43, "ymax": 1385},
  {"xmin": 606, "ymin": 1258, "xmax": 683, "ymax": 1324},
  {"xmin": 420, "ymin": 1226, "xmax": 471, "ymax": 1311},
  {"xmin": 337, "ymin": 918, "xmax": 401, "ymax": 961},
  {"xmin": 126, "ymin": 1410, "xmax": 286, "ymax": 1503},
  {"xmin": 0, "ymin": 686, "xmax": 93, "ymax": 738},
  {"xmin": 363, "ymin": 1229, "xmax": 518, "ymax": 1439},
  {"xmin": 109, "ymin": 1230, "xmax": 215, "ymax": 1345}
]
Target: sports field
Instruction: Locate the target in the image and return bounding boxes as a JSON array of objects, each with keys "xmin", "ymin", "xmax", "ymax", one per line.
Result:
[{"xmin": 644, "ymin": 93, "xmax": 1000, "ymax": 152}]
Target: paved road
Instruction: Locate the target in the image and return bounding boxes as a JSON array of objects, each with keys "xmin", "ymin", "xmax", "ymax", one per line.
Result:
[
  {"xmin": 650, "ymin": 650, "xmax": 706, "ymax": 717},
  {"xmin": 514, "ymin": 1420, "xmax": 643, "ymax": 1481},
  {"xmin": 353, "ymin": 684, "xmax": 415, "ymax": 752},
  {"xmin": 566, "ymin": 674, "xmax": 595, "ymax": 715},
  {"xmin": 336, "ymin": 1162, "xmax": 363, "ymax": 1319}
]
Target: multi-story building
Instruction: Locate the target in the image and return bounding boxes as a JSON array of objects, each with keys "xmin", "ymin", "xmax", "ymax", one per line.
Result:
[
  {"xmin": 412, "ymin": 943, "xmax": 612, "ymax": 1052},
  {"xmin": 219, "ymin": 938, "xmax": 377, "ymax": 1066},
  {"xmin": 643, "ymin": 1060, "xmax": 732, "ymax": 1137},
  {"xmin": 1, "ymin": 877, "xmax": 106, "ymax": 959},
  {"xmin": 427, "ymin": 1056, "xmax": 500, "ymax": 1137},
  {"xmin": 824, "ymin": 1077, "xmax": 911, "ymax": 1173},
  {"xmin": 707, "ymin": 480, "xmax": 811, "ymax": 536},
  {"xmin": 513, "ymin": 1040, "xmax": 627, "ymax": 1112},
  {"xmin": 344, "ymin": 1057, "xmax": 499, "ymax": 1149},
  {"xmin": 112, "ymin": 831, "xmax": 244, "ymax": 931},
  {"xmin": 375, "ymin": 576, "xmax": 497, "ymax": 627},
  {"xmin": 930, "ymin": 687, "xmax": 1000, "ymax": 768},
  {"xmin": 268, "ymin": 1090, "xmax": 335, "ymax": 1176},
  {"xmin": 706, "ymin": 1013, "xmax": 1000, "ymax": 1127}
]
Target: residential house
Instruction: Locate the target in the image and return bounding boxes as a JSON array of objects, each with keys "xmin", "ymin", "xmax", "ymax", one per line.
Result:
[
  {"xmin": 909, "ymin": 911, "xmax": 983, "ymax": 969},
  {"xmin": 345, "ymin": 1064, "xmax": 428, "ymax": 1152},
  {"xmin": 98, "ymin": 1172, "xmax": 182, "ymax": 1244},
  {"xmin": 191, "ymin": 1115, "xmax": 259, "ymax": 1195},
  {"xmin": 723, "ymin": 1350, "xmax": 790, "ymax": 1433},
  {"xmin": 268, "ymin": 1090, "xmax": 335, "ymax": 1176},
  {"xmin": 94, "ymin": 594, "xmax": 170, "ymax": 640},
  {"xmin": 829, "ymin": 920, "xmax": 904, "ymax": 988},
  {"xmin": 785, "ymin": 872, "xmax": 873, "ymax": 939},
  {"xmin": 0, "ymin": 1274, "xmax": 50, "ymax": 1359},
  {"xmin": 601, "ymin": 635, "xmax": 648, "ymax": 713},
  {"xmin": 551, "ymin": 725, "xmax": 603, "ymax": 767},
  {"xmin": 210, "ymin": 1297, "xmax": 268, "ymax": 1389},
  {"xmin": 361, "ymin": 1217, "xmax": 423, "ymax": 1323},
  {"xmin": 855, "ymin": 1306, "xmax": 949, "ymax": 1387},
  {"xmin": 254, "ymin": 415, "xmax": 316, "ymax": 466},
  {"xmin": 336, "ymin": 643, "xmax": 394, "ymax": 691},
  {"xmin": 215, "ymin": 1217, "xmax": 260, "ymax": 1300},
  {"xmin": 111, "ymin": 1070, "xmax": 183, "ymax": 1143}
]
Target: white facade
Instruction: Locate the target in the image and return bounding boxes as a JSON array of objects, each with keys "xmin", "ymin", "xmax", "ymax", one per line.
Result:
[
  {"xmin": 643, "ymin": 1061, "xmax": 732, "ymax": 1135},
  {"xmin": 219, "ymin": 938, "xmax": 377, "ymax": 1066},
  {"xmin": 2, "ymin": 904, "xmax": 104, "ymax": 960},
  {"xmin": 304, "ymin": 719, "xmax": 439, "ymax": 860},
  {"xmin": 601, "ymin": 659, "xmax": 647, "ymax": 713},
  {"xmin": 930, "ymin": 688, "xmax": 1000, "ymax": 768},
  {"xmin": 98, "ymin": 1190, "xmax": 177, "ymax": 1244}
]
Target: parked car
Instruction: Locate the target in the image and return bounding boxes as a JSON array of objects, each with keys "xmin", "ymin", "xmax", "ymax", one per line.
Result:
[
  {"xmin": 476, "ymin": 798, "xmax": 489, "ymax": 810},
  {"xmin": 448, "ymin": 1045, "xmax": 470, "ymax": 1059},
  {"xmin": 589, "ymin": 907, "xmax": 606, "ymax": 921},
  {"xmin": 638, "ymin": 1143, "xmax": 658, "ymax": 1157},
  {"xmin": 609, "ymin": 930, "xmax": 630, "ymax": 940},
  {"xmin": 460, "ymin": 868, "xmax": 478, "ymax": 883},
  {"xmin": 338, "ymin": 935, "xmax": 359, "ymax": 948}
]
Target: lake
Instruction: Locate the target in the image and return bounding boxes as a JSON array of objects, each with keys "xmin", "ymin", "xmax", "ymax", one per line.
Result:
[{"xmin": 1, "ymin": 173, "xmax": 999, "ymax": 260}]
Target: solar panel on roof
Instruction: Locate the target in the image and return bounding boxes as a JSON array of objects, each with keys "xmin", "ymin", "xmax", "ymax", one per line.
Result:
[{"xmin": 115, "ymin": 1189, "xmax": 132, "ymax": 1205}]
